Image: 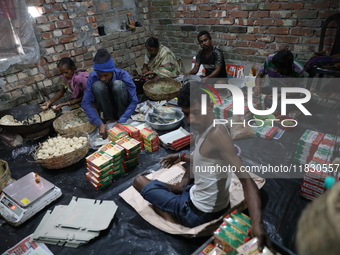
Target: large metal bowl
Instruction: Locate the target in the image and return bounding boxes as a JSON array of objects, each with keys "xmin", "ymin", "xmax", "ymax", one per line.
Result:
[
  {"xmin": 0, "ymin": 104, "xmax": 61, "ymax": 136},
  {"xmin": 145, "ymin": 108, "xmax": 184, "ymax": 131}
]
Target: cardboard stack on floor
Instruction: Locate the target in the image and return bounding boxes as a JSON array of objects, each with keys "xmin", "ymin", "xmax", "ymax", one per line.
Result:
[
  {"xmin": 140, "ymin": 128, "xmax": 160, "ymax": 152},
  {"xmin": 86, "ymin": 142, "xmax": 125, "ymax": 190},
  {"xmin": 294, "ymin": 130, "xmax": 340, "ymax": 200},
  {"xmin": 117, "ymin": 123, "xmax": 143, "ymax": 149},
  {"xmin": 85, "ymin": 124, "xmax": 147, "ymax": 189},
  {"xmin": 196, "ymin": 210, "xmax": 273, "ymax": 255},
  {"xmin": 159, "ymin": 127, "xmax": 193, "ymax": 151},
  {"xmin": 32, "ymin": 197, "xmax": 117, "ymax": 248},
  {"xmin": 115, "ymin": 136, "xmax": 141, "ymax": 172}
]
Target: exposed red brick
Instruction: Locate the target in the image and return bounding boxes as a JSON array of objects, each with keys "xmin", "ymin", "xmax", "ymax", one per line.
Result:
[
  {"xmin": 59, "ymin": 35, "xmax": 77, "ymax": 44},
  {"xmin": 41, "ymin": 5, "xmax": 53, "ymax": 14},
  {"xmin": 275, "ymin": 36, "xmax": 299, "ymax": 44},
  {"xmin": 11, "ymin": 90, "xmax": 23, "ymax": 97},
  {"xmin": 275, "ymin": 19, "xmax": 297, "ymax": 26},
  {"xmin": 38, "ymin": 57, "xmax": 47, "ymax": 65},
  {"xmin": 201, "ymin": 19, "xmax": 219, "ymax": 25},
  {"xmin": 270, "ymin": 44, "xmax": 290, "ymax": 51},
  {"xmin": 86, "ymin": 16, "xmax": 96, "ymax": 23},
  {"xmin": 324, "ymin": 37, "xmax": 337, "ymax": 47},
  {"xmin": 235, "ymin": 19, "xmax": 253, "ymax": 26},
  {"xmin": 211, "ymin": 11, "xmax": 227, "ymax": 18},
  {"xmin": 281, "ymin": 2, "xmax": 304, "ymax": 10},
  {"xmin": 290, "ymin": 28, "xmax": 314, "ymax": 36},
  {"xmin": 232, "ymin": 41, "xmax": 248, "ymax": 47},
  {"xmin": 75, "ymin": 55, "xmax": 84, "ymax": 62},
  {"xmin": 249, "ymin": 11, "xmax": 269, "ymax": 18},
  {"xmin": 56, "ymin": 20, "xmax": 73, "ymax": 29},
  {"xmin": 40, "ymin": 39, "xmax": 58, "ymax": 48},
  {"xmin": 59, "ymin": 13, "xmax": 69, "ymax": 20},
  {"xmin": 220, "ymin": 34, "xmax": 237, "ymax": 40},
  {"xmin": 53, "ymin": 4, "xmax": 63, "ymax": 11},
  {"xmin": 42, "ymin": 32, "xmax": 52, "ymax": 40},
  {"xmin": 229, "ymin": 11, "xmax": 248, "ymax": 18},
  {"xmin": 248, "ymin": 27, "xmax": 267, "ymax": 34},
  {"xmin": 195, "ymin": 12, "xmax": 210, "ymax": 18},
  {"xmin": 97, "ymin": 2, "xmax": 109, "ymax": 11},
  {"xmin": 305, "ymin": 1, "xmax": 330, "ymax": 9},
  {"xmin": 83, "ymin": 60, "xmax": 93, "ymax": 67},
  {"xmin": 47, "ymin": 14, "xmax": 58, "ymax": 22},
  {"xmin": 71, "ymin": 48, "xmax": 88, "ymax": 56},
  {"xmin": 292, "ymin": 10, "xmax": 318, "ymax": 19},
  {"xmin": 298, "ymin": 19, "xmax": 322, "ymax": 27},
  {"xmin": 270, "ymin": 11, "xmax": 292, "ymax": 19},
  {"xmin": 219, "ymin": 18, "xmax": 234, "ymax": 25},
  {"xmin": 199, "ymin": 5, "xmax": 214, "ymax": 11},
  {"xmin": 257, "ymin": 35, "xmax": 275, "ymax": 42},
  {"xmin": 36, "ymin": 16, "xmax": 48, "ymax": 24},
  {"xmin": 62, "ymin": 28, "xmax": 73, "ymax": 35},
  {"xmin": 26, "ymin": 0, "xmax": 45, "ymax": 5},
  {"xmin": 55, "ymin": 45, "xmax": 65, "ymax": 53},
  {"xmin": 53, "ymin": 52, "xmax": 71, "ymax": 62},
  {"xmin": 318, "ymin": 11, "xmax": 340, "ymax": 19},
  {"xmin": 238, "ymin": 34, "xmax": 256, "ymax": 41},
  {"xmin": 268, "ymin": 27, "xmax": 289, "ymax": 35},
  {"xmin": 300, "ymin": 37, "xmax": 320, "ymax": 44},
  {"xmin": 220, "ymin": 4, "xmax": 238, "ymax": 10},
  {"xmin": 235, "ymin": 48, "xmax": 256, "ymax": 55},
  {"xmin": 250, "ymin": 42, "xmax": 266, "ymax": 49},
  {"xmin": 259, "ymin": 3, "xmax": 280, "ymax": 10},
  {"xmin": 36, "ymin": 23, "xmax": 56, "ymax": 32},
  {"xmin": 262, "ymin": 19, "xmax": 275, "ymax": 26}
]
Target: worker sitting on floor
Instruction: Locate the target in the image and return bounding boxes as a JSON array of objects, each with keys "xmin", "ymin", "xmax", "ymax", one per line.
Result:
[
  {"xmin": 186, "ymin": 30, "xmax": 227, "ymax": 84},
  {"xmin": 40, "ymin": 57, "xmax": 89, "ymax": 111},
  {"xmin": 133, "ymin": 37, "xmax": 180, "ymax": 96},
  {"xmin": 133, "ymin": 82, "xmax": 272, "ymax": 253},
  {"xmin": 81, "ymin": 48, "xmax": 138, "ymax": 139},
  {"xmin": 254, "ymin": 49, "xmax": 307, "ymax": 112}
]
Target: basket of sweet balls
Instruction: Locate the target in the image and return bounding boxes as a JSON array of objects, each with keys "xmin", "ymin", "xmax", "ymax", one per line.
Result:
[
  {"xmin": 31, "ymin": 131, "xmax": 90, "ymax": 169},
  {"xmin": 53, "ymin": 108, "xmax": 96, "ymax": 135}
]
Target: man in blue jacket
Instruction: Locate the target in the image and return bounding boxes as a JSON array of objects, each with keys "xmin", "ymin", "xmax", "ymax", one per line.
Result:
[{"xmin": 81, "ymin": 48, "xmax": 138, "ymax": 139}]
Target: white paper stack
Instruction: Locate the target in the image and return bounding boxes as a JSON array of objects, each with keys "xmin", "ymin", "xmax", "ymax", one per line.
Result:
[{"xmin": 32, "ymin": 197, "xmax": 118, "ymax": 248}]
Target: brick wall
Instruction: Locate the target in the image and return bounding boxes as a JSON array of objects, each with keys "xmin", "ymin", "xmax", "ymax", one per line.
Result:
[
  {"xmin": 149, "ymin": 0, "xmax": 339, "ymax": 66},
  {"xmin": 0, "ymin": 0, "xmax": 150, "ymax": 110},
  {"xmin": 0, "ymin": 0, "xmax": 339, "ymax": 110}
]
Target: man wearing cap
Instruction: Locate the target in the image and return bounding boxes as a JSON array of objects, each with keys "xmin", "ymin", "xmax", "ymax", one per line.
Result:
[{"xmin": 81, "ymin": 49, "xmax": 138, "ymax": 139}]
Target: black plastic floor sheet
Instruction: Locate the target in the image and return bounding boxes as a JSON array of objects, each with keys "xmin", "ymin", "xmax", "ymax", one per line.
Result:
[{"xmin": 0, "ymin": 102, "xmax": 337, "ymax": 255}]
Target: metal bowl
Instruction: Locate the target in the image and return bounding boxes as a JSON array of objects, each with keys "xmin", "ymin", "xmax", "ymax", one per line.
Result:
[
  {"xmin": 183, "ymin": 75, "xmax": 202, "ymax": 84},
  {"xmin": 145, "ymin": 108, "xmax": 184, "ymax": 131}
]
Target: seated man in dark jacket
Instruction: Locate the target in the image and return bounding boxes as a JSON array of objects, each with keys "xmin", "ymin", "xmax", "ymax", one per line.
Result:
[{"xmin": 81, "ymin": 49, "xmax": 138, "ymax": 139}]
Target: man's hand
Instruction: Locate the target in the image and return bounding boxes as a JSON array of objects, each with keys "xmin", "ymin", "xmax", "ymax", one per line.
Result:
[
  {"xmin": 251, "ymin": 221, "xmax": 274, "ymax": 253},
  {"xmin": 99, "ymin": 124, "xmax": 107, "ymax": 139},
  {"xmin": 53, "ymin": 103, "xmax": 66, "ymax": 111},
  {"xmin": 160, "ymin": 154, "xmax": 180, "ymax": 168},
  {"xmin": 40, "ymin": 101, "xmax": 51, "ymax": 111}
]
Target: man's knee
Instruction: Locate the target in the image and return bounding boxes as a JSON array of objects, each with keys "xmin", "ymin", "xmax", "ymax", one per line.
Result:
[
  {"xmin": 112, "ymin": 80, "xmax": 126, "ymax": 93},
  {"xmin": 92, "ymin": 81, "xmax": 106, "ymax": 94},
  {"xmin": 133, "ymin": 175, "xmax": 147, "ymax": 193}
]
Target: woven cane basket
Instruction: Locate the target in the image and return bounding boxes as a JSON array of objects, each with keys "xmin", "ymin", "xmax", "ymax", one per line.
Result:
[
  {"xmin": 53, "ymin": 108, "xmax": 96, "ymax": 135},
  {"xmin": 0, "ymin": 159, "xmax": 11, "ymax": 191},
  {"xmin": 32, "ymin": 132, "xmax": 90, "ymax": 169},
  {"xmin": 143, "ymin": 77, "xmax": 182, "ymax": 101}
]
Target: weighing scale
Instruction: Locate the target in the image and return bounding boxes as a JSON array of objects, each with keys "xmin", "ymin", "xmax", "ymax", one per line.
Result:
[{"xmin": 0, "ymin": 172, "xmax": 62, "ymax": 226}]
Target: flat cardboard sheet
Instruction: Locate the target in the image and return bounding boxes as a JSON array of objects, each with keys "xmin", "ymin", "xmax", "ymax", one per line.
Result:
[
  {"xmin": 119, "ymin": 164, "xmax": 265, "ymax": 237},
  {"xmin": 159, "ymin": 127, "xmax": 190, "ymax": 144}
]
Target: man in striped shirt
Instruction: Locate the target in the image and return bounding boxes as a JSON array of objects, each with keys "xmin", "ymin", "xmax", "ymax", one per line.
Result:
[{"xmin": 254, "ymin": 49, "xmax": 307, "ymax": 111}]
